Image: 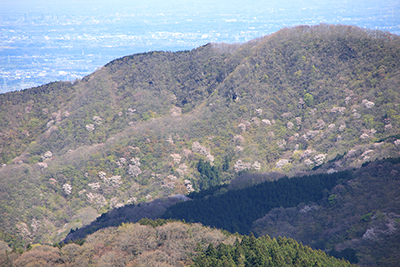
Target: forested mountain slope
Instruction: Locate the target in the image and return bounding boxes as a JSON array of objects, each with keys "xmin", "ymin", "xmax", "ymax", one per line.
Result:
[
  {"xmin": 62, "ymin": 158, "xmax": 400, "ymax": 266},
  {"xmin": 63, "ymin": 169, "xmax": 346, "ymax": 242},
  {"xmin": 0, "ymin": 221, "xmax": 356, "ymax": 267},
  {"xmin": 252, "ymin": 158, "xmax": 400, "ymax": 267},
  {"xmin": 162, "ymin": 170, "xmax": 349, "ymax": 234},
  {"xmin": 162, "ymin": 158, "xmax": 400, "ymax": 266},
  {"xmin": 0, "ymin": 24, "xmax": 399, "ymax": 252}
]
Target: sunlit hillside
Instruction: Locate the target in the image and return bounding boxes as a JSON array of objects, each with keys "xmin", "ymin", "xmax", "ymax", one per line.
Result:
[{"xmin": 0, "ymin": 24, "xmax": 399, "ymax": 266}]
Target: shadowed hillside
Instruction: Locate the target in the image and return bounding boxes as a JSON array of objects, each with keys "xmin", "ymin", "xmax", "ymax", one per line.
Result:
[
  {"xmin": 0, "ymin": 25, "xmax": 399, "ymax": 265},
  {"xmin": 60, "ymin": 158, "xmax": 400, "ymax": 266}
]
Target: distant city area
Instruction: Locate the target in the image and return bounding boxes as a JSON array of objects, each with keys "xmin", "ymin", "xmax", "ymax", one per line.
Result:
[{"xmin": 1, "ymin": 0, "xmax": 399, "ymax": 93}]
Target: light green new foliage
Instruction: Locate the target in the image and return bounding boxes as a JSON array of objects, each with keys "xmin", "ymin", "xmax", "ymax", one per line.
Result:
[{"xmin": 0, "ymin": 24, "xmax": 399, "ymax": 248}]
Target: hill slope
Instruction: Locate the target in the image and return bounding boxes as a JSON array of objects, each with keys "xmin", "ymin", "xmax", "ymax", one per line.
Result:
[
  {"xmin": 0, "ymin": 221, "xmax": 356, "ymax": 267},
  {"xmin": 251, "ymin": 158, "xmax": 400, "ymax": 267},
  {"xmin": 61, "ymin": 158, "xmax": 400, "ymax": 266},
  {"xmin": 0, "ymin": 24, "xmax": 400, "ymax": 249}
]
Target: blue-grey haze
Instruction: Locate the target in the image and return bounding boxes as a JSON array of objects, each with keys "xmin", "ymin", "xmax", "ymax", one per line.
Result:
[{"xmin": 1, "ymin": 0, "xmax": 399, "ymax": 93}]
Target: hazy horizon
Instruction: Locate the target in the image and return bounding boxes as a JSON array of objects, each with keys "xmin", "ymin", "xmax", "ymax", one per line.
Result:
[{"xmin": 1, "ymin": 0, "xmax": 399, "ymax": 93}]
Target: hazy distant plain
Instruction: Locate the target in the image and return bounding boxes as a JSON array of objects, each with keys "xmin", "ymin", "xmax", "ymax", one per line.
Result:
[{"xmin": 1, "ymin": 0, "xmax": 399, "ymax": 93}]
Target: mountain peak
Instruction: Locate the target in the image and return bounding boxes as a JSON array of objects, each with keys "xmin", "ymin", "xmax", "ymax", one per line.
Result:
[{"xmin": 0, "ymin": 25, "xmax": 399, "ymax": 254}]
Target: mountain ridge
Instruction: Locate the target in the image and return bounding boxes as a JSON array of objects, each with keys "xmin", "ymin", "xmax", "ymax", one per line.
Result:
[{"xmin": 0, "ymin": 25, "xmax": 399, "ymax": 266}]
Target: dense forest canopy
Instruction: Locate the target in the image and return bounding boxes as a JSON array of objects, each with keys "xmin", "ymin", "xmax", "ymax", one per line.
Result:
[
  {"xmin": 161, "ymin": 171, "xmax": 350, "ymax": 234},
  {"xmin": 0, "ymin": 24, "xmax": 399, "ymax": 266}
]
